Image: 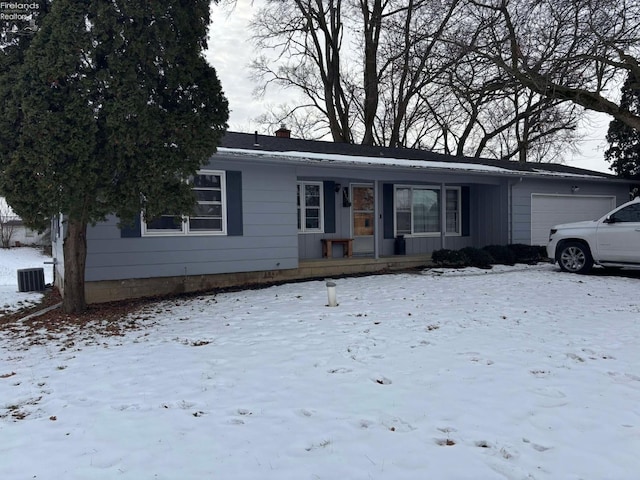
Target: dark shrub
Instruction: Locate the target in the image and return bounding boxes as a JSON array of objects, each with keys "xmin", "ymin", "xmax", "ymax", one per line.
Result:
[
  {"xmin": 459, "ymin": 247, "xmax": 494, "ymax": 269},
  {"xmin": 432, "ymin": 244, "xmax": 546, "ymax": 270},
  {"xmin": 482, "ymin": 245, "xmax": 516, "ymax": 265},
  {"xmin": 431, "ymin": 248, "xmax": 469, "ymax": 267},
  {"xmin": 507, "ymin": 243, "xmax": 547, "ymax": 264}
]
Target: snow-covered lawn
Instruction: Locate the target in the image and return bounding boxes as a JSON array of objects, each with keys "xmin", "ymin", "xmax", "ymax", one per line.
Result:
[
  {"xmin": 1, "ymin": 249, "xmax": 639, "ymax": 479},
  {"xmin": 0, "ymin": 247, "xmax": 53, "ymax": 314}
]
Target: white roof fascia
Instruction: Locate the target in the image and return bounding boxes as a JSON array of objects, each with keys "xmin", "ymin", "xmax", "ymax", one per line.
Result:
[{"xmin": 216, "ymin": 147, "xmax": 616, "ymax": 181}]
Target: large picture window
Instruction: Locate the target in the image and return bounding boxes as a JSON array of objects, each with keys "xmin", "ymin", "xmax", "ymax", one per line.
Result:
[
  {"xmin": 143, "ymin": 170, "xmax": 226, "ymax": 236},
  {"xmin": 394, "ymin": 186, "xmax": 461, "ymax": 236},
  {"xmin": 297, "ymin": 182, "xmax": 324, "ymax": 233}
]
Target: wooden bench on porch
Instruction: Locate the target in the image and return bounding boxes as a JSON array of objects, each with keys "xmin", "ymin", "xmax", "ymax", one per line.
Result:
[{"xmin": 321, "ymin": 238, "xmax": 354, "ymax": 258}]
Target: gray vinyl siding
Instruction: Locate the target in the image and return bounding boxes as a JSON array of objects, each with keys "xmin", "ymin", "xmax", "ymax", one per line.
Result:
[
  {"xmin": 472, "ymin": 182, "xmax": 509, "ymax": 247},
  {"xmin": 510, "ymin": 178, "xmax": 630, "ymax": 245},
  {"xmin": 80, "ymin": 150, "xmax": 630, "ymax": 282},
  {"xmin": 84, "ymin": 161, "xmax": 299, "ymax": 282}
]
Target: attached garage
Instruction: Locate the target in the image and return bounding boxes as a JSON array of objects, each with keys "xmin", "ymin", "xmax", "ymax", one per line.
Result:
[{"xmin": 530, "ymin": 194, "xmax": 616, "ymax": 245}]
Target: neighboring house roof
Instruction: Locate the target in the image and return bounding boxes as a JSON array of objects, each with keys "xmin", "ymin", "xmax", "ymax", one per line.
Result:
[
  {"xmin": 0, "ymin": 197, "xmax": 21, "ymax": 223},
  {"xmin": 219, "ymin": 131, "xmax": 620, "ymax": 181}
]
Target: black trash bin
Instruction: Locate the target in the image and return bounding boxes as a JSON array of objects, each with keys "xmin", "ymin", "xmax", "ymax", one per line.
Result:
[{"xmin": 394, "ymin": 235, "xmax": 406, "ymax": 255}]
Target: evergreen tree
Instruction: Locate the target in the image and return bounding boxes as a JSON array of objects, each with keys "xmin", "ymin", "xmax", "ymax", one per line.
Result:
[
  {"xmin": 0, "ymin": 2, "xmax": 49, "ymax": 165},
  {"xmin": 605, "ymin": 72, "xmax": 640, "ymax": 179},
  {"xmin": 0, "ymin": 1, "xmax": 228, "ymax": 313}
]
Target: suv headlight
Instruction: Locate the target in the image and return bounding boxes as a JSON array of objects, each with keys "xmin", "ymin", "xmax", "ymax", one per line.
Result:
[{"xmin": 549, "ymin": 228, "xmax": 557, "ymax": 241}]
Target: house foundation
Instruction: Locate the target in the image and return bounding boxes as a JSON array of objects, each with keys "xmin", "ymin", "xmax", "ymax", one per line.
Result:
[{"xmin": 84, "ymin": 255, "xmax": 433, "ymax": 304}]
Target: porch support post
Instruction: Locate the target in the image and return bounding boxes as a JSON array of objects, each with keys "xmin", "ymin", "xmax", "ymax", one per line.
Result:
[
  {"xmin": 374, "ymin": 180, "xmax": 380, "ymax": 259},
  {"xmin": 440, "ymin": 182, "xmax": 446, "ymax": 250}
]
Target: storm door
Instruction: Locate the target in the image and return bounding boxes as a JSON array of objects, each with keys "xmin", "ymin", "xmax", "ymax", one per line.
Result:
[{"xmin": 351, "ymin": 184, "xmax": 375, "ymax": 255}]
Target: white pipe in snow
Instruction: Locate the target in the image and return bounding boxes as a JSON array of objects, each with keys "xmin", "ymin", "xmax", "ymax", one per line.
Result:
[{"xmin": 326, "ymin": 281, "xmax": 337, "ymax": 307}]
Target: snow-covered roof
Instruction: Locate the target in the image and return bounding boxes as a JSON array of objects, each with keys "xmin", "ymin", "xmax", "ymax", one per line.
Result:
[
  {"xmin": 0, "ymin": 197, "xmax": 20, "ymax": 221},
  {"xmin": 218, "ymin": 132, "xmax": 620, "ymax": 181},
  {"xmin": 218, "ymin": 147, "xmax": 513, "ymax": 174}
]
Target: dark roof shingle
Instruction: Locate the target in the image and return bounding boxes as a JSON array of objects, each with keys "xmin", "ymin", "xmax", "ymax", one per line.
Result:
[{"xmin": 220, "ymin": 131, "xmax": 617, "ymax": 178}]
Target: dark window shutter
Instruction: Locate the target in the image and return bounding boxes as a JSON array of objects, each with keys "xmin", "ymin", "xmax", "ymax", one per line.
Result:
[
  {"xmin": 323, "ymin": 181, "xmax": 336, "ymax": 233},
  {"xmin": 461, "ymin": 186, "xmax": 470, "ymax": 236},
  {"xmin": 383, "ymin": 183, "xmax": 394, "ymax": 239},
  {"xmin": 226, "ymin": 171, "xmax": 243, "ymax": 236},
  {"xmin": 120, "ymin": 215, "xmax": 141, "ymax": 238}
]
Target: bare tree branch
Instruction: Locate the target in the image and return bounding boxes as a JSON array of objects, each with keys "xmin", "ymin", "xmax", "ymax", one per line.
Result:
[{"xmin": 460, "ymin": 0, "xmax": 640, "ymax": 131}]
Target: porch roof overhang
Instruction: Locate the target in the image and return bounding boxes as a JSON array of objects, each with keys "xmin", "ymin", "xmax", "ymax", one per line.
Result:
[{"xmin": 216, "ymin": 147, "xmax": 626, "ymax": 184}]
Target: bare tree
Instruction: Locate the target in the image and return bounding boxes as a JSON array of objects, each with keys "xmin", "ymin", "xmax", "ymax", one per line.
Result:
[
  {"xmin": 437, "ymin": 77, "xmax": 583, "ymax": 162},
  {"xmin": 0, "ymin": 201, "xmax": 18, "ymax": 248},
  {"xmin": 250, "ymin": 0, "xmax": 467, "ymax": 146},
  {"xmin": 411, "ymin": 32, "xmax": 585, "ymax": 162},
  {"xmin": 249, "ymin": 0, "xmax": 589, "ymax": 163},
  {"xmin": 459, "ymin": 0, "xmax": 640, "ymax": 131},
  {"xmin": 251, "ymin": 0, "xmax": 355, "ymax": 143},
  {"xmin": 373, "ymin": 0, "xmax": 464, "ymax": 147},
  {"xmin": 253, "ymin": 102, "xmax": 331, "ymax": 140},
  {"xmin": 357, "ymin": 0, "xmax": 384, "ymax": 145}
]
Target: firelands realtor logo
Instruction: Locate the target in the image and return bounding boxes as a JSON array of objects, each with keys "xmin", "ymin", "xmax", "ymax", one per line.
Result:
[{"xmin": 1, "ymin": 2, "xmax": 40, "ymax": 33}]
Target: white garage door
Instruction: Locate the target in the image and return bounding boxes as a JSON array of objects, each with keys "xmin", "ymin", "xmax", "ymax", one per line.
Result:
[{"xmin": 530, "ymin": 194, "xmax": 616, "ymax": 245}]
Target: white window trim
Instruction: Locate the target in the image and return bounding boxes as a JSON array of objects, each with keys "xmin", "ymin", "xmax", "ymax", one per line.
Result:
[
  {"xmin": 142, "ymin": 214, "xmax": 186, "ymax": 237},
  {"xmin": 393, "ymin": 185, "xmax": 462, "ymax": 237},
  {"xmin": 142, "ymin": 170, "xmax": 227, "ymax": 237},
  {"xmin": 297, "ymin": 181, "xmax": 324, "ymax": 234}
]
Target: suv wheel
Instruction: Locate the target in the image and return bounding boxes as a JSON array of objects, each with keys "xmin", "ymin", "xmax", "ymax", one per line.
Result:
[{"xmin": 558, "ymin": 241, "xmax": 593, "ymax": 274}]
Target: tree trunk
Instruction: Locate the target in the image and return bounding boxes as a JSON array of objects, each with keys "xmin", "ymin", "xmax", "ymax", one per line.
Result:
[
  {"xmin": 62, "ymin": 217, "xmax": 88, "ymax": 313},
  {"xmin": 361, "ymin": 0, "xmax": 382, "ymax": 146}
]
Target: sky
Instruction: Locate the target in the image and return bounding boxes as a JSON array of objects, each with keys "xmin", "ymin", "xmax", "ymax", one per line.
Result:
[
  {"xmin": 2, "ymin": 247, "xmax": 640, "ymax": 479},
  {"xmin": 206, "ymin": 1, "xmax": 614, "ymax": 174}
]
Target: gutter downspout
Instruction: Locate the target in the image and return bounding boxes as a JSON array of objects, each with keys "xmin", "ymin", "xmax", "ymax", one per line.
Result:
[
  {"xmin": 374, "ymin": 180, "xmax": 380, "ymax": 260},
  {"xmin": 508, "ymin": 177, "xmax": 523, "ymax": 244},
  {"xmin": 440, "ymin": 182, "xmax": 446, "ymax": 250}
]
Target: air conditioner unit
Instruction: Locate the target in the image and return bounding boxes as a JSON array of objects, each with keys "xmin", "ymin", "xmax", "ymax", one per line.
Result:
[{"xmin": 17, "ymin": 268, "xmax": 45, "ymax": 292}]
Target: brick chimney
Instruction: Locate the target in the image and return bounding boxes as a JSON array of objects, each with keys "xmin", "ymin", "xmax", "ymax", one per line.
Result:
[{"xmin": 275, "ymin": 124, "xmax": 291, "ymax": 138}]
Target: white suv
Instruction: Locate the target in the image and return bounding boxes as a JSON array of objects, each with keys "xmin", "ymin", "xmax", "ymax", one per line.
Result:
[{"xmin": 547, "ymin": 197, "xmax": 640, "ymax": 274}]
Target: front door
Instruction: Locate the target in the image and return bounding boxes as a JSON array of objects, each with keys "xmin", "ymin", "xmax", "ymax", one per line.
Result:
[{"xmin": 351, "ymin": 184, "xmax": 375, "ymax": 255}]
